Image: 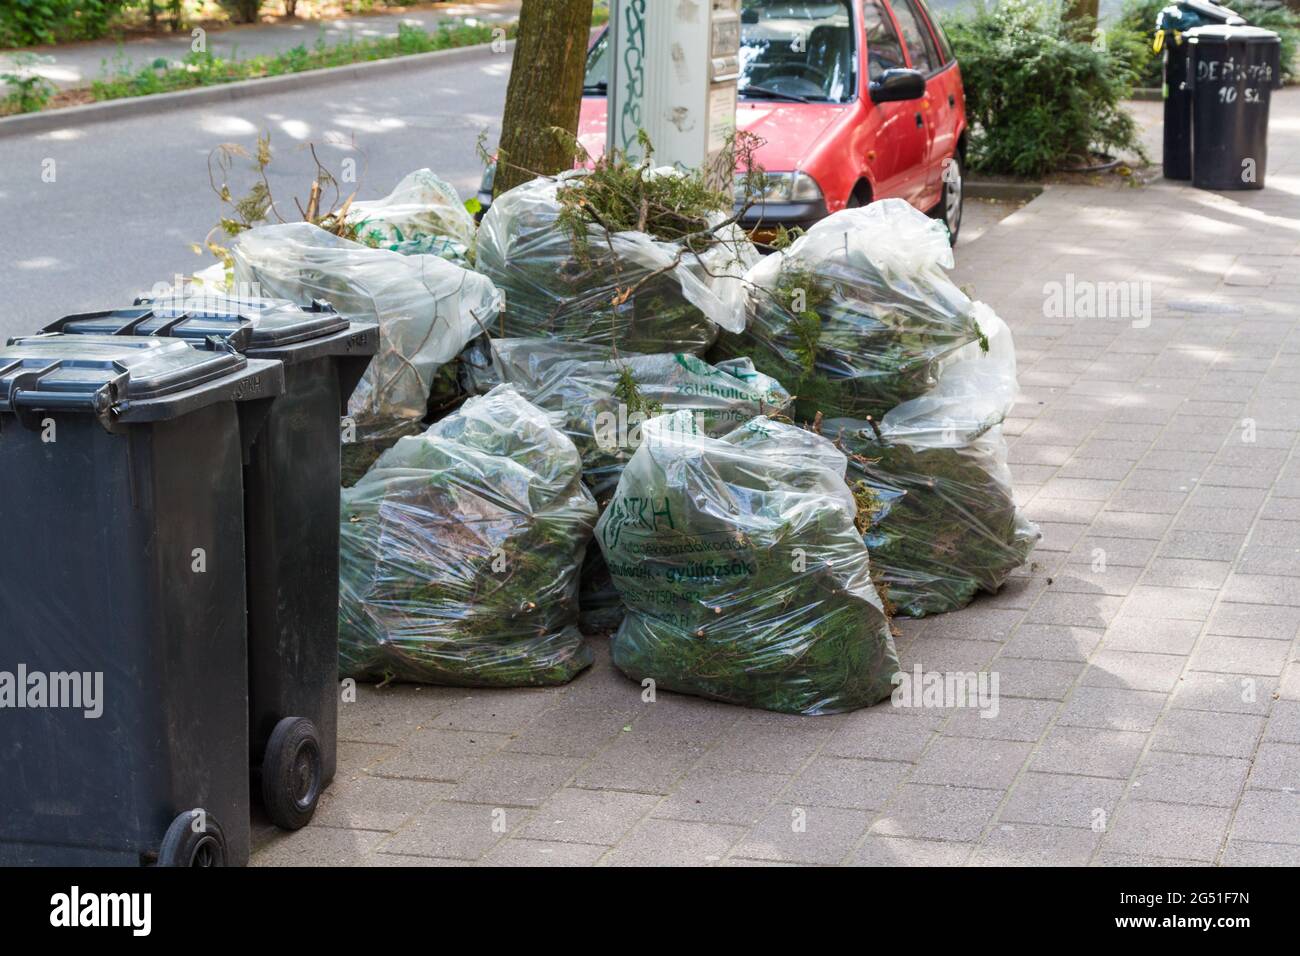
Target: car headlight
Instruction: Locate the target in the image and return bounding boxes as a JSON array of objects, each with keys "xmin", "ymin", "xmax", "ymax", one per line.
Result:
[{"xmin": 737, "ymin": 171, "xmax": 823, "ymax": 204}]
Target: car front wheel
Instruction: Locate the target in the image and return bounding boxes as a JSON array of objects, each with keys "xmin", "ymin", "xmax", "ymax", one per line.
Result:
[{"xmin": 930, "ymin": 152, "xmax": 963, "ymax": 245}]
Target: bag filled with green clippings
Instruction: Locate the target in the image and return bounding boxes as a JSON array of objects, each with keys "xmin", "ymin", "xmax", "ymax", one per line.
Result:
[
  {"xmin": 596, "ymin": 411, "xmax": 900, "ymax": 715},
  {"xmin": 464, "ymin": 339, "xmax": 792, "ymax": 632},
  {"xmin": 463, "ymin": 337, "xmax": 792, "ymax": 499},
  {"xmin": 339, "ymin": 384, "xmax": 598, "ymax": 686},
  {"xmin": 711, "ymin": 198, "xmax": 989, "ymax": 421},
  {"xmin": 475, "ymin": 169, "xmax": 757, "ymax": 354},
  {"xmin": 824, "ymin": 304, "xmax": 1039, "ymax": 616}
]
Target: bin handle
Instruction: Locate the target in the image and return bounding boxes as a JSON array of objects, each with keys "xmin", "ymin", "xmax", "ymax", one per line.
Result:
[{"xmin": 9, "ymin": 388, "xmax": 112, "ymax": 413}]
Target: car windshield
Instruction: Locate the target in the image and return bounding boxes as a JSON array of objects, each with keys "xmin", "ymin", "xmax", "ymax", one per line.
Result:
[{"xmin": 584, "ymin": 1, "xmax": 856, "ymax": 104}]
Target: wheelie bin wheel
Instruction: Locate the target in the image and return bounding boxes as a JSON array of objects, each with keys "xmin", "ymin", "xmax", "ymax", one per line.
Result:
[
  {"xmin": 261, "ymin": 716, "xmax": 323, "ymax": 831},
  {"xmin": 159, "ymin": 810, "xmax": 227, "ymax": 867}
]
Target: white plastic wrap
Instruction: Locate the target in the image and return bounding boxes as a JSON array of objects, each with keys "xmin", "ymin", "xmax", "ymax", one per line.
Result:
[
  {"xmin": 231, "ymin": 221, "xmax": 502, "ymax": 442},
  {"xmin": 347, "ymin": 168, "xmax": 477, "ymax": 263}
]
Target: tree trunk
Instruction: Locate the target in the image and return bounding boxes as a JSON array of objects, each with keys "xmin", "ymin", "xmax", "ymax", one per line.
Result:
[
  {"xmin": 493, "ymin": 0, "xmax": 594, "ymax": 198},
  {"xmin": 1064, "ymin": 0, "xmax": 1100, "ymax": 29}
]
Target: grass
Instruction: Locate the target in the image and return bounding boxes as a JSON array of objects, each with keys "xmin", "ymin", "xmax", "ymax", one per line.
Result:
[{"xmin": 86, "ymin": 20, "xmax": 516, "ymax": 102}]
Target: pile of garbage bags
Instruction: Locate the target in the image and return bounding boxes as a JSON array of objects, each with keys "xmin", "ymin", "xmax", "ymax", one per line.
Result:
[
  {"xmin": 338, "ymin": 385, "xmax": 597, "ymax": 687},
  {"xmin": 712, "ymin": 199, "xmax": 985, "ymax": 421},
  {"xmin": 204, "ymin": 162, "xmax": 1039, "ymax": 712},
  {"xmin": 596, "ymin": 412, "xmax": 900, "ymax": 715},
  {"xmin": 475, "ymin": 170, "xmax": 757, "ymax": 354}
]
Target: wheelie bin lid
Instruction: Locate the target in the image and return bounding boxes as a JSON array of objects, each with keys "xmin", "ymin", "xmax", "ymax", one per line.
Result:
[
  {"xmin": 1186, "ymin": 24, "xmax": 1282, "ymax": 43},
  {"xmin": 49, "ymin": 293, "xmax": 374, "ymax": 364},
  {"xmin": 0, "ymin": 333, "xmax": 284, "ymax": 426}
]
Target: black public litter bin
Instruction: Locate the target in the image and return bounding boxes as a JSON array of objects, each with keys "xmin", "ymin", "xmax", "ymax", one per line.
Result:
[
  {"xmin": 1186, "ymin": 24, "xmax": 1284, "ymax": 190},
  {"xmin": 49, "ymin": 296, "xmax": 378, "ymax": 831},
  {"xmin": 0, "ymin": 334, "xmax": 284, "ymax": 866},
  {"xmin": 1156, "ymin": 0, "xmax": 1246, "ymax": 180}
]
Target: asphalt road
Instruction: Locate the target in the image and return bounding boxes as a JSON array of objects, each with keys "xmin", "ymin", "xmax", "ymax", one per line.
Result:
[{"xmin": 0, "ymin": 50, "xmax": 509, "ymax": 343}]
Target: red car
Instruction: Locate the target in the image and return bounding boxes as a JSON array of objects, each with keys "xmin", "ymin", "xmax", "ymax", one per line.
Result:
[{"xmin": 580, "ymin": 0, "xmax": 967, "ymax": 242}]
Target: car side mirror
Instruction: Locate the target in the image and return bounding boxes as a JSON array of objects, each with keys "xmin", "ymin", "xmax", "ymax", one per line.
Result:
[{"xmin": 869, "ymin": 68, "xmax": 926, "ymax": 103}]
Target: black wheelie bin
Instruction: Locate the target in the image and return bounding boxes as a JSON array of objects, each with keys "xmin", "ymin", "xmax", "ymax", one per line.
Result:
[
  {"xmin": 0, "ymin": 334, "xmax": 284, "ymax": 866},
  {"xmin": 49, "ymin": 295, "xmax": 378, "ymax": 831},
  {"xmin": 1154, "ymin": 0, "xmax": 1246, "ymax": 180},
  {"xmin": 1185, "ymin": 24, "xmax": 1284, "ymax": 190}
]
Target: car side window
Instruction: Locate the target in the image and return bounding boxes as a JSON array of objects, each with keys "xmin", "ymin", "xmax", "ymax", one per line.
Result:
[
  {"xmin": 914, "ymin": 0, "xmax": 955, "ymax": 65},
  {"xmin": 891, "ymin": 0, "xmax": 939, "ymax": 75},
  {"xmin": 863, "ymin": 0, "xmax": 906, "ymax": 82}
]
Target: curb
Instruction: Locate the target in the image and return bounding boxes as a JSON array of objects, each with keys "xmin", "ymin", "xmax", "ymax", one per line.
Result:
[
  {"xmin": 966, "ymin": 180, "xmax": 1045, "ymax": 202},
  {"xmin": 0, "ymin": 38, "xmax": 514, "ymax": 139},
  {"xmin": 1131, "ymin": 87, "xmax": 1164, "ymax": 101}
]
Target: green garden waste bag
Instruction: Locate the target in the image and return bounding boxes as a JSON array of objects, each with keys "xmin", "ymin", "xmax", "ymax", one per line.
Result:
[
  {"xmin": 475, "ymin": 170, "xmax": 756, "ymax": 354},
  {"xmin": 597, "ymin": 411, "xmax": 899, "ymax": 715},
  {"xmin": 712, "ymin": 199, "xmax": 987, "ymax": 421},
  {"xmin": 339, "ymin": 385, "xmax": 598, "ymax": 686},
  {"xmin": 825, "ymin": 303, "xmax": 1038, "ymax": 616},
  {"xmin": 833, "ymin": 420, "xmax": 1038, "ymax": 617}
]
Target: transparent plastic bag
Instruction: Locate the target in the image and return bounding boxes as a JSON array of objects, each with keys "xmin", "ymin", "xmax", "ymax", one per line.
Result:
[
  {"xmin": 712, "ymin": 198, "xmax": 986, "ymax": 421},
  {"xmin": 476, "ymin": 170, "xmax": 757, "ymax": 354},
  {"xmin": 232, "ymin": 222, "xmax": 502, "ymax": 442},
  {"xmin": 464, "ymin": 337, "xmax": 791, "ymax": 498},
  {"xmin": 596, "ymin": 412, "xmax": 899, "ymax": 715},
  {"xmin": 830, "ymin": 419, "xmax": 1039, "ymax": 617},
  {"xmin": 339, "ymin": 385, "xmax": 598, "ymax": 686},
  {"xmin": 347, "ymin": 168, "xmax": 477, "ymax": 264},
  {"xmin": 822, "ymin": 304, "xmax": 1038, "ymax": 616}
]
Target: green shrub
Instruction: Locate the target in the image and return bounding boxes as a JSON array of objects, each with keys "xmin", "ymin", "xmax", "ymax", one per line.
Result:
[
  {"xmin": 0, "ymin": 0, "xmax": 130, "ymax": 47},
  {"xmin": 1237, "ymin": 0, "xmax": 1300, "ymax": 79},
  {"xmin": 943, "ymin": 0, "xmax": 1147, "ymax": 175},
  {"xmin": 1115, "ymin": 0, "xmax": 1175, "ymax": 86}
]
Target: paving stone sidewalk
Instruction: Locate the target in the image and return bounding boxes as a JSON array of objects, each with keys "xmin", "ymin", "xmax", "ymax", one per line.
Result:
[
  {"xmin": 253, "ymin": 89, "xmax": 1300, "ymax": 867},
  {"xmin": 0, "ymin": 2, "xmax": 521, "ymax": 89}
]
